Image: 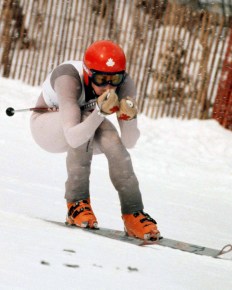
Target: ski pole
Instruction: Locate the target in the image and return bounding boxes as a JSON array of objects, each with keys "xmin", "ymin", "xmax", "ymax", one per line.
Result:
[
  {"xmin": 5, "ymin": 100, "xmax": 97, "ymax": 117},
  {"xmin": 5, "ymin": 107, "xmax": 58, "ymax": 117}
]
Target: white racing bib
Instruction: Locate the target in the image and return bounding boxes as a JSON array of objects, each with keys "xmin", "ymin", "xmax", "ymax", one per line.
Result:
[{"xmin": 42, "ymin": 60, "xmax": 85, "ymax": 107}]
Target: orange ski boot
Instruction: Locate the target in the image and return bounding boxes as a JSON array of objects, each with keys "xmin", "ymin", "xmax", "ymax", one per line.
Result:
[
  {"xmin": 122, "ymin": 211, "xmax": 160, "ymax": 240},
  {"xmin": 66, "ymin": 198, "xmax": 98, "ymax": 228}
]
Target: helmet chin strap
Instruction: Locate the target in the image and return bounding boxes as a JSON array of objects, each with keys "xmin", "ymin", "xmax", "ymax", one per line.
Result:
[
  {"xmin": 92, "ymin": 88, "xmax": 99, "ymax": 97},
  {"xmin": 84, "ymin": 82, "xmax": 99, "ymax": 102},
  {"xmin": 89, "ymin": 78, "xmax": 100, "ymax": 97}
]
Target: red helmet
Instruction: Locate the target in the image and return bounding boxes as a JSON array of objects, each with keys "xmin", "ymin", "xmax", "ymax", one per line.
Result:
[{"xmin": 83, "ymin": 40, "xmax": 126, "ymax": 85}]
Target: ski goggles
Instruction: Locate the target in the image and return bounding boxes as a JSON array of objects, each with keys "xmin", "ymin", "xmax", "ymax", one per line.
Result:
[{"xmin": 90, "ymin": 71, "xmax": 125, "ymax": 87}]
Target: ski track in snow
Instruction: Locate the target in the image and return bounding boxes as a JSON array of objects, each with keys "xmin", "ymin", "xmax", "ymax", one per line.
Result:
[{"xmin": 0, "ymin": 77, "xmax": 232, "ymax": 290}]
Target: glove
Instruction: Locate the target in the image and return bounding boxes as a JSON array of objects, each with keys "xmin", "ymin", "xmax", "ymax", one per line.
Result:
[
  {"xmin": 97, "ymin": 89, "xmax": 119, "ymax": 115},
  {"xmin": 117, "ymin": 97, "xmax": 138, "ymax": 120}
]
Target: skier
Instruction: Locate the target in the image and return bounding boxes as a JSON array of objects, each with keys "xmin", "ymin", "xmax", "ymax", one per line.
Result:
[{"xmin": 30, "ymin": 40, "xmax": 160, "ymax": 240}]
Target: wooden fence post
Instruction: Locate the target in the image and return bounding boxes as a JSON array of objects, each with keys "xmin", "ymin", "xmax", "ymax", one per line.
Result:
[
  {"xmin": 213, "ymin": 20, "xmax": 232, "ymax": 130},
  {"xmin": 1, "ymin": 0, "xmax": 13, "ymax": 77}
]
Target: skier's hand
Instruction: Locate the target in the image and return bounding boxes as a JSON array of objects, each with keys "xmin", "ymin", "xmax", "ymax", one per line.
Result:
[
  {"xmin": 117, "ymin": 97, "xmax": 138, "ymax": 121},
  {"xmin": 97, "ymin": 89, "xmax": 119, "ymax": 115}
]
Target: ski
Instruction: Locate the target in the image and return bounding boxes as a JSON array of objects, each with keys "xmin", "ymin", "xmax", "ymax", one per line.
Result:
[
  {"xmin": 44, "ymin": 220, "xmax": 232, "ymax": 260},
  {"xmin": 154, "ymin": 237, "xmax": 232, "ymax": 259},
  {"xmin": 44, "ymin": 220, "xmax": 155, "ymax": 246}
]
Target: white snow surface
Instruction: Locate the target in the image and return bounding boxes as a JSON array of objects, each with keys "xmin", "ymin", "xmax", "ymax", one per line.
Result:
[{"xmin": 0, "ymin": 77, "xmax": 232, "ymax": 290}]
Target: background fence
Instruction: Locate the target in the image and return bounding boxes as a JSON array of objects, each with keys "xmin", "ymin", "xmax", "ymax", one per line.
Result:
[{"xmin": 0, "ymin": 0, "xmax": 231, "ymax": 129}]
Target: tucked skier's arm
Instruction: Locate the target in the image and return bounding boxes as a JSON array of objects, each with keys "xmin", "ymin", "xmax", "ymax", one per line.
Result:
[
  {"xmin": 53, "ymin": 74, "xmax": 104, "ymax": 148},
  {"xmin": 117, "ymin": 75, "xmax": 140, "ymax": 148}
]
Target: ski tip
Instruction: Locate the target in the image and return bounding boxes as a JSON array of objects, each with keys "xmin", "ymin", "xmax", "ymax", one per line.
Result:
[{"xmin": 217, "ymin": 244, "xmax": 232, "ymax": 257}]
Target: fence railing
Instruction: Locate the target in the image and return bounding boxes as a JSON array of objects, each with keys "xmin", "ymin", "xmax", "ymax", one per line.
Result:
[{"xmin": 0, "ymin": 0, "xmax": 231, "ymax": 128}]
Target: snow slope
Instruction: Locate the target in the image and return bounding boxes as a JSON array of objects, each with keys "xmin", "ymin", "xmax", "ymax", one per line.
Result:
[{"xmin": 0, "ymin": 77, "xmax": 232, "ymax": 290}]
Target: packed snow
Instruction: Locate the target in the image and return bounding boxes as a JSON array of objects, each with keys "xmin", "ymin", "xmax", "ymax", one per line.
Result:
[{"xmin": 0, "ymin": 77, "xmax": 232, "ymax": 290}]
